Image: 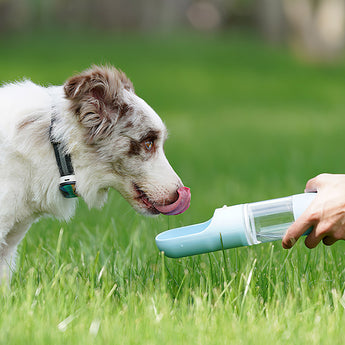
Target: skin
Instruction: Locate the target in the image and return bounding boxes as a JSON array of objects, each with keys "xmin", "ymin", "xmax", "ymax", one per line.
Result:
[{"xmin": 282, "ymin": 173, "xmax": 345, "ymax": 249}]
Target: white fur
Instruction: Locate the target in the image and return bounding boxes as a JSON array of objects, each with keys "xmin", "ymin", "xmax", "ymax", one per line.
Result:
[{"xmin": 0, "ymin": 73, "xmax": 185, "ymax": 282}]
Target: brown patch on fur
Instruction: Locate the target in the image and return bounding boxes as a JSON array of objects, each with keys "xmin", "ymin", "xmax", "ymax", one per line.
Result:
[
  {"xmin": 127, "ymin": 129, "xmax": 160, "ymax": 157},
  {"xmin": 113, "ymin": 103, "xmax": 133, "ymax": 120},
  {"xmin": 64, "ymin": 65, "xmax": 134, "ymax": 101},
  {"xmin": 64, "ymin": 65, "xmax": 135, "ymax": 144},
  {"xmin": 128, "ymin": 140, "xmax": 141, "ymax": 156},
  {"xmin": 119, "ymin": 103, "xmax": 131, "ymax": 118},
  {"xmin": 124, "ymin": 120, "xmax": 134, "ymax": 128},
  {"xmin": 139, "ymin": 129, "xmax": 159, "ymax": 143}
]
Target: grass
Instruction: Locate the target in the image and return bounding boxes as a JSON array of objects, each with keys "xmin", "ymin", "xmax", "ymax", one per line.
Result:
[{"xmin": 1, "ymin": 29, "xmax": 345, "ymax": 344}]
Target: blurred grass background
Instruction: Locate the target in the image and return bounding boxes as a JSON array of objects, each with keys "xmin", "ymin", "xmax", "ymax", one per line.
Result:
[{"xmin": 2, "ymin": 3, "xmax": 345, "ymax": 343}]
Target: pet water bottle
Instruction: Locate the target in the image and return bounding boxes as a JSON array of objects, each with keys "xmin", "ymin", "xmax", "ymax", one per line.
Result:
[{"xmin": 155, "ymin": 193, "xmax": 316, "ymax": 258}]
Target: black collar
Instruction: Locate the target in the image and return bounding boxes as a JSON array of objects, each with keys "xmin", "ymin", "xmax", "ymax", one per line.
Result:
[{"xmin": 49, "ymin": 116, "xmax": 78, "ymax": 198}]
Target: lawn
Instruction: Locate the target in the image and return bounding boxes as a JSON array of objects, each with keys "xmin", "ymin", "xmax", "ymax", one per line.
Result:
[{"xmin": 1, "ymin": 30, "xmax": 345, "ymax": 344}]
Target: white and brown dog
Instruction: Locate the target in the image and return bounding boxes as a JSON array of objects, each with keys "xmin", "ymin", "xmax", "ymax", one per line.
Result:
[{"xmin": 0, "ymin": 65, "xmax": 191, "ymax": 281}]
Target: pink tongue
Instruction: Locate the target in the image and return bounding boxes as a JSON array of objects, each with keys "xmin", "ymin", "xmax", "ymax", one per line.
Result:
[{"xmin": 154, "ymin": 187, "xmax": 191, "ymax": 215}]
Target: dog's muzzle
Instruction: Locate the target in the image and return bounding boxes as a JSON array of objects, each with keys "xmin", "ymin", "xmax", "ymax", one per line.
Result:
[{"xmin": 154, "ymin": 187, "xmax": 191, "ymax": 215}]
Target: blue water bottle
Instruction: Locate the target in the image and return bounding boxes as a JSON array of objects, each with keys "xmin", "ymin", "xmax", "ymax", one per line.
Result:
[{"xmin": 156, "ymin": 193, "xmax": 316, "ymax": 258}]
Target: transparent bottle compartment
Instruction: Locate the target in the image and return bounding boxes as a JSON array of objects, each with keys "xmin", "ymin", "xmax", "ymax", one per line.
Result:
[{"xmin": 246, "ymin": 196, "xmax": 295, "ymax": 244}]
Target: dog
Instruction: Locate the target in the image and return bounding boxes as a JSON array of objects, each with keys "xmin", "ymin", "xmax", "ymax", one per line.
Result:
[{"xmin": 0, "ymin": 65, "xmax": 191, "ymax": 282}]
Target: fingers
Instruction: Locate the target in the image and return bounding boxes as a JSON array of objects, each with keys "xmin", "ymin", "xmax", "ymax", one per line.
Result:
[
  {"xmin": 282, "ymin": 176, "xmax": 321, "ymax": 249},
  {"xmin": 284, "ymin": 174, "xmax": 345, "ymax": 249},
  {"xmin": 285, "ymin": 220, "xmax": 341, "ymax": 249},
  {"xmin": 282, "ymin": 213, "xmax": 314, "ymax": 249},
  {"xmin": 283, "ymin": 174, "xmax": 329, "ymax": 249},
  {"xmin": 305, "ymin": 227, "xmax": 341, "ymax": 248},
  {"xmin": 304, "ymin": 227, "xmax": 323, "ymax": 248},
  {"xmin": 322, "ymin": 236, "xmax": 338, "ymax": 246}
]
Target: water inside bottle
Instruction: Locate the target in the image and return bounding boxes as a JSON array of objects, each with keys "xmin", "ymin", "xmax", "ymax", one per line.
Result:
[{"xmin": 247, "ymin": 196, "xmax": 295, "ymax": 243}]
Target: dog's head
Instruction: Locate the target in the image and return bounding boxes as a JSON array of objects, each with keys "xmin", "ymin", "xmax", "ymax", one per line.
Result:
[{"xmin": 64, "ymin": 65, "xmax": 190, "ymax": 216}]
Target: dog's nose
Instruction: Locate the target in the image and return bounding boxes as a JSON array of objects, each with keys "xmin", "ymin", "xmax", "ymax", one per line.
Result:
[{"xmin": 154, "ymin": 187, "xmax": 191, "ymax": 215}]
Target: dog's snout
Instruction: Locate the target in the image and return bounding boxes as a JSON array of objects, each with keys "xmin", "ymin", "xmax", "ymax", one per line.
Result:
[
  {"xmin": 169, "ymin": 185, "xmax": 185, "ymax": 204},
  {"xmin": 154, "ymin": 186, "xmax": 191, "ymax": 215}
]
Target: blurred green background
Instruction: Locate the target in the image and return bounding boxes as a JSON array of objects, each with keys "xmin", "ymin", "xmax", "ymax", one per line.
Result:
[
  {"xmin": 2, "ymin": 0, "xmax": 345, "ymax": 298},
  {"xmin": 2, "ymin": 1, "xmax": 345, "ymax": 344}
]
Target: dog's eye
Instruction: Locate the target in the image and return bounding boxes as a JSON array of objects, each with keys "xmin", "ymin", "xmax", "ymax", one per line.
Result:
[{"xmin": 144, "ymin": 140, "xmax": 153, "ymax": 151}]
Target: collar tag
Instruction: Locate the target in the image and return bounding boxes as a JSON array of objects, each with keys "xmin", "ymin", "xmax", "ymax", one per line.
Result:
[
  {"xmin": 59, "ymin": 175, "xmax": 79, "ymax": 198},
  {"xmin": 59, "ymin": 182, "xmax": 78, "ymax": 198}
]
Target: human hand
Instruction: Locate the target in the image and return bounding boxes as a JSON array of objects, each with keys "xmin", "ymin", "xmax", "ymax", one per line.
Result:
[{"xmin": 282, "ymin": 173, "xmax": 345, "ymax": 249}]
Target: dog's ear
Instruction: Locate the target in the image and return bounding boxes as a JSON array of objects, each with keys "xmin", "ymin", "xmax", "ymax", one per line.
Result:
[
  {"xmin": 64, "ymin": 66, "xmax": 134, "ymax": 144},
  {"xmin": 64, "ymin": 74, "xmax": 89, "ymax": 100},
  {"xmin": 64, "ymin": 65, "xmax": 134, "ymax": 101},
  {"xmin": 64, "ymin": 71, "xmax": 110, "ymax": 101}
]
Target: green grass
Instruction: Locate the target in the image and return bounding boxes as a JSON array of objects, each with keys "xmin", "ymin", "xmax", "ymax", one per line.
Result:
[{"xmin": 1, "ymin": 30, "xmax": 345, "ymax": 344}]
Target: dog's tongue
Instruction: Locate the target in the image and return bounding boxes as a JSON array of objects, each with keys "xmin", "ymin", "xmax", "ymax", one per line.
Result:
[{"xmin": 154, "ymin": 187, "xmax": 191, "ymax": 215}]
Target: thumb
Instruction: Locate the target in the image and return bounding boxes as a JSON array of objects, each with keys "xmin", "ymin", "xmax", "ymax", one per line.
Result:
[{"xmin": 305, "ymin": 174, "xmax": 330, "ymax": 193}]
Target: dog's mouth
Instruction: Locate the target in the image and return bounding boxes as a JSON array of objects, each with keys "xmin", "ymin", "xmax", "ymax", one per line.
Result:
[{"xmin": 133, "ymin": 183, "xmax": 191, "ymax": 215}]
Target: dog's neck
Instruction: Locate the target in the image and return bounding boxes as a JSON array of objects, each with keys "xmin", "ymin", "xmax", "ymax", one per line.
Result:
[
  {"xmin": 47, "ymin": 86, "xmax": 112, "ymax": 210},
  {"xmin": 49, "ymin": 113, "xmax": 78, "ymax": 199}
]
